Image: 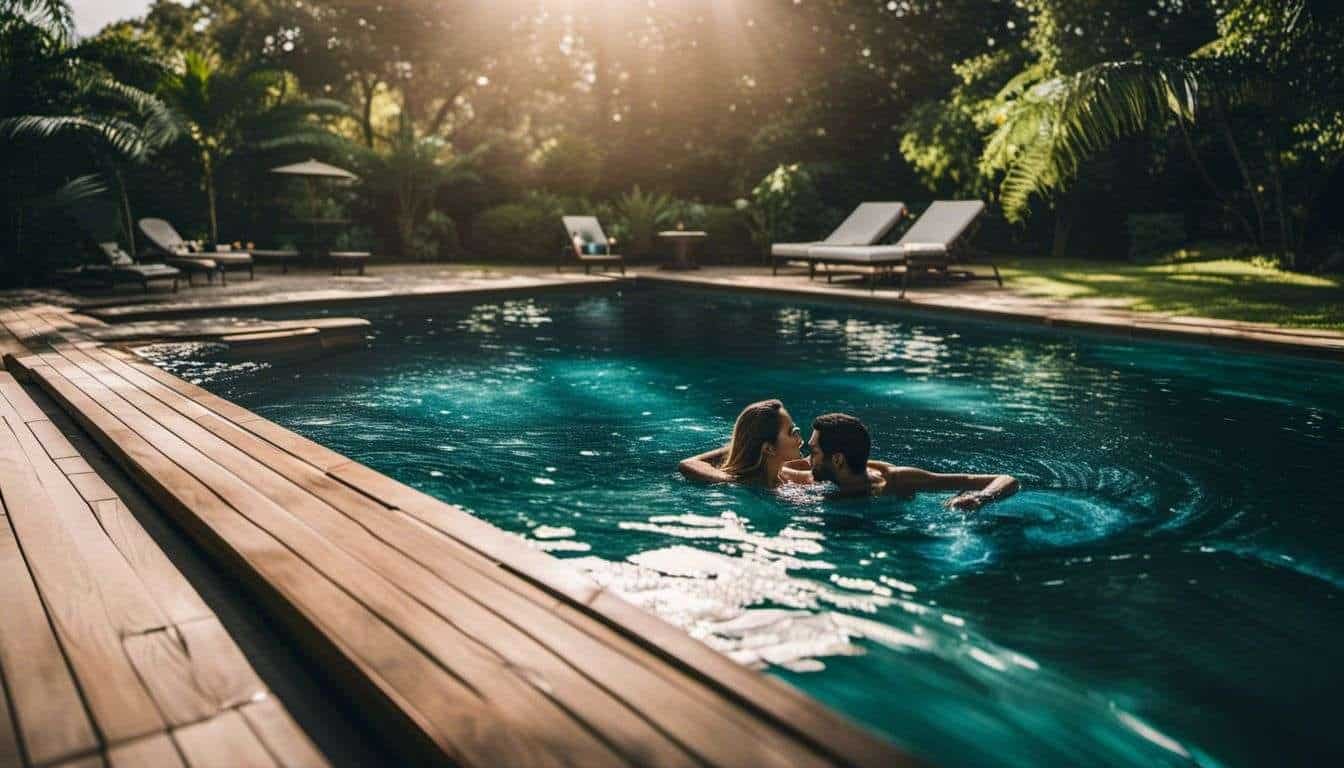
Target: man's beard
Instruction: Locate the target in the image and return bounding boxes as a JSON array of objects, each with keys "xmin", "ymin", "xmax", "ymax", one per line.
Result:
[{"xmin": 811, "ymin": 461, "xmax": 836, "ymax": 482}]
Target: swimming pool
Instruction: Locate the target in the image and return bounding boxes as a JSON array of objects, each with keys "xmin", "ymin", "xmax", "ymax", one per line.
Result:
[{"xmin": 145, "ymin": 285, "xmax": 1344, "ymax": 768}]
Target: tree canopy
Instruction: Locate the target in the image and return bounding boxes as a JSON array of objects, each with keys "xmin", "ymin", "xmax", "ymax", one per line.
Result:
[{"xmin": 2, "ymin": 0, "xmax": 1341, "ymax": 280}]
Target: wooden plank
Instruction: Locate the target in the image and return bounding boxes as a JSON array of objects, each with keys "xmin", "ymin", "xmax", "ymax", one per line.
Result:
[
  {"xmin": 123, "ymin": 629, "xmax": 226, "ymax": 727},
  {"xmin": 0, "ymin": 417, "xmax": 166, "ymax": 746},
  {"xmin": 84, "ymin": 349, "xmax": 819, "ymax": 768},
  {"xmin": 229, "ymin": 419, "xmax": 349, "ymax": 472},
  {"xmin": 326, "ymin": 460, "xmax": 603, "ymax": 603},
  {"xmin": 237, "ymin": 699, "xmax": 328, "ymax": 768},
  {"xmin": 0, "ymin": 373, "xmax": 46, "ymax": 421},
  {"xmin": 90, "ymin": 499, "xmax": 212, "ymax": 626},
  {"xmin": 55, "ymin": 456, "xmax": 95, "ymax": 475},
  {"xmin": 0, "ymin": 657, "xmax": 23, "ymax": 768},
  {"xmin": 48, "ymin": 359, "xmax": 630, "ymax": 768},
  {"xmin": 0, "ymin": 514, "xmax": 100, "ymax": 766},
  {"xmin": 107, "ymin": 733, "xmax": 186, "ymax": 768},
  {"xmin": 0, "ymin": 408, "xmax": 168, "ymax": 636},
  {"xmin": 27, "ymin": 420, "xmax": 81, "ymax": 460},
  {"xmin": 66, "ymin": 472, "xmax": 117, "ymax": 503},
  {"xmin": 25, "ymin": 365, "xmax": 594, "ymax": 768},
  {"xmin": 123, "ymin": 357, "xmax": 209, "ymax": 398},
  {"xmin": 174, "ymin": 619, "xmax": 267, "ymax": 710},
  {"xmin": 172, "ymin": 711, "xmax": 278, "ymax": 768}
]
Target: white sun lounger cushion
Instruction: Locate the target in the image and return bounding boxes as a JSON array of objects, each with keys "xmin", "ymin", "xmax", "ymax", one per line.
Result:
[
  {"xmin": 769, "ymin": 242, "xmax": 816, "ymax": 258},
  {"xmin": 771, "ymin": 202, "xmax": 906, "ymax": 257},
  {"xmin": 807, "ymin": 201, "xmax": 985, "ymax": 263}
]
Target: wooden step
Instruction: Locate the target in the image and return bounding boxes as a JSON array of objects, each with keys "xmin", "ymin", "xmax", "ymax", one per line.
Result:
[{"xmin": 0, "ymin": 371, "xmax": 325, "ymax": 768}]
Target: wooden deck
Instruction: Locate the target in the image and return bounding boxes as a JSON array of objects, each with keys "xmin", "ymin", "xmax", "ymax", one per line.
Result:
[
  {"xmin": 0, "ymin": 304, "xmax": 914, "ymax": 768},
  {"xmin": 0, "ymin": 363, "xmax": 324, "ymax": 765}
]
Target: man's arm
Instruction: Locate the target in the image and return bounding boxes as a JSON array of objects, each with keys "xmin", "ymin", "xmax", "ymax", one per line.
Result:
[
  {"xmin": 679, "ymin": 446, "xmax": 734, "ymax": 484},
  {"xmin": 872, "ymin": 462, "xmax": 1019, "ymax": 509}
]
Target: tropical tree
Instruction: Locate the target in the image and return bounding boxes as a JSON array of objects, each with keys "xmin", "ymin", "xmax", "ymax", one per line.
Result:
[
  {"xmin": 157, "ymin": 50, "xmax": 348, "ymax": 245},
  {"xmin": 355, "ymin": 116, "xmax": 478, "ymax": 259},
  {"xmin": 1, "ymin": 0, "xmax": 177, "ymax": 282},
  {"xmin": 980, "ymin": 0, "xmax": 1344, "ymax": 266}
]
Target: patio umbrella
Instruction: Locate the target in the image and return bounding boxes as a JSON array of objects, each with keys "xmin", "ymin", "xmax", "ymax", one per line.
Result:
[
  {"xmin": 269, "ymin": 159, "xmax": 357, "ymax": 180},
  {"xmin": 269, "ymin": 159, "xmax": 358, "ymax": 252}
]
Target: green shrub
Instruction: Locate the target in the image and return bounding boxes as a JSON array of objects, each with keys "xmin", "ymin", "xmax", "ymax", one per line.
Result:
[
  {"xmin": 469, "ymin": 194, "xmax": 564, "ymax": 261},
  {"xmin": 612, "ymin": 186, "xmax": 676, "ymax": 258},
  {"xmin": 700, "ymin": 205, "xmax": 757, "ymax": 262},
  {"xmin": 754, "ymin": 164, "xmax": 826, "ymax": 242},
  {"xmin": 411, "ymin": 211, "xmax": 459, "ymax": 260},
  {"xmin": 1128, "ymin": 213, "xmax": 1187, "ymax": 260}
]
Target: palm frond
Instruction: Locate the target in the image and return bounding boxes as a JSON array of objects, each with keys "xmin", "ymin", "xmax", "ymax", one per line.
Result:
[
  {"xmin": 80, "ymin": 78, "xmax": 180, "ymax": 148},
  {"xmin": 986, "ymin": 58, "xmax": 1246, "ymax": 222},
  {"xmin": 25, "ymin": 173, "xmax": 106, "ymax": 213},
  {"xmin": 0, "ymin": 114, "xmax": 158, "ymax": 160},
  {"xmin": 1, "ymin": 0, "xmax": 74, "ymax": 42}
]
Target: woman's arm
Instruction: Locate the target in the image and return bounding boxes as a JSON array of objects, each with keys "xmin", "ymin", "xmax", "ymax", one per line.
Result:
[
  {"xmin": 779, "ymin": 458, "xmax": 815, "ymax": 484},
  {"xmin": 678, "ymin": 446, "xmax": 734, "ymax": 484},
  {"xmin": 875, "ymin": 463, "xmax": 1019, "ymax": 509}
]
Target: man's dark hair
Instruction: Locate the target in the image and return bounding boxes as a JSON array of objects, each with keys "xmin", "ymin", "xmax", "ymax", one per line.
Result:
[{"xmin": 812, "ymin": 413, "xmax": 870, "ymax": 470}]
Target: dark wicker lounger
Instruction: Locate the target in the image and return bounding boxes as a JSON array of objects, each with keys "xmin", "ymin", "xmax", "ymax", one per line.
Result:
[{"xmin": 138, "ymin": 217, "xmax": 255, "ymax": 283}]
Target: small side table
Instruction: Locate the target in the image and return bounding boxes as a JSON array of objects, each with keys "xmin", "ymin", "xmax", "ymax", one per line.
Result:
[{"xmin": 657, "ymin": 230, "xmax": 707, "ymax": 270}]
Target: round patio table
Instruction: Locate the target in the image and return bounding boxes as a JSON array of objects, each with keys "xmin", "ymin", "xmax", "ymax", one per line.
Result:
[{"xmin": 657, "ymin": 230, "xmax": 707, "ymax": 270}]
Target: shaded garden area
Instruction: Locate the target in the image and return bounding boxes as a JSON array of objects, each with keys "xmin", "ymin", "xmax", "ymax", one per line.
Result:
[{"xmin": 2, "ymin": 0, "xmax": 1342, "ymax": 324}]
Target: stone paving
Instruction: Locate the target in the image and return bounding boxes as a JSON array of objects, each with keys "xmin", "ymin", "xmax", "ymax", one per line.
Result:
[{"xmin": 4, "ymin": 261, "xmax": 1340, "ymax": 359}]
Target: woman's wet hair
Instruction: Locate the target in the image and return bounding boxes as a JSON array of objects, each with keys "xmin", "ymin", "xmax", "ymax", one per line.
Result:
[{"xmin": 720, "ymin": 399, "xmax": 785, "ymax": 480}]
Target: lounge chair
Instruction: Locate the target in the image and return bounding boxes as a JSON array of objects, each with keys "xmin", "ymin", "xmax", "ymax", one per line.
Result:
[
  {"xmin": 559, "ymin": 216, "xmax": 625, "ymax": 275},
  {"xmin": 770, "ymin": 202, "xmax": 907, "ymax": 275},
  {"xmin": 138, "ymin": 218, "xmax": 255, "ymax": 283},
  {"xmin": 67, "ymin": 242, "xmax": 182, "ymax": 292},
  {"xmin": 805, "ymin": 200, "xmax": 1000, "ymax": 296}
]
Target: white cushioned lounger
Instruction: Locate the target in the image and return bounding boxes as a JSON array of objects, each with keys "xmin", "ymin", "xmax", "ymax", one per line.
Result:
[
  {"xmin": 806, "ymin": 200, "xmax": 999, "ymax": 295},
  {"xmin": 769, "ymin": 202, "xmax": 906, "ymax": 274}
]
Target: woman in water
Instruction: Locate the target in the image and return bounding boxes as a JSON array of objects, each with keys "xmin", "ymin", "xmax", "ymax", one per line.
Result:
[{"xmin": 678, "ymin": 399, "xmax": 812, "ymax": 488}]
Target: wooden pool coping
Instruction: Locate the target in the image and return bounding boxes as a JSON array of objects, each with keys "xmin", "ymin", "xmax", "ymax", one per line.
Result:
[{"xmin": 0, "ymin": 303, "xmax": 916, "ymax": 768}]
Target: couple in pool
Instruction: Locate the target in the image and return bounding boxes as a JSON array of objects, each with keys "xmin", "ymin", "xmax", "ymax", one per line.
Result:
[{"xmin": 679, "ymin": 399, "xmax": 1019, "ymax": 508}]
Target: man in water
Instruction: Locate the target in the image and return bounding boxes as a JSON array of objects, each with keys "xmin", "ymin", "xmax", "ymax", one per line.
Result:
[{"xmin": 787, "ymin": 413, "xmax": 1019, "ymax": 508}]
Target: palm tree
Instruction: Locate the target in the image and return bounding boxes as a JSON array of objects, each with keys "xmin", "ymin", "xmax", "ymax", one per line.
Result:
[
  {"xmin": 1, "ymin": 0, "xmax": 177, "ymax": 279},
  {"xmin": 157, "ymin": 51, "xmax": 348, "ymax": 245}
]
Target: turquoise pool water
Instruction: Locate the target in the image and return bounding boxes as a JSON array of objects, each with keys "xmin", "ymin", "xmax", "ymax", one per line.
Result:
[{"xmin": 146, "ymin": 286, "xmax": 1344, "ymax": 767}]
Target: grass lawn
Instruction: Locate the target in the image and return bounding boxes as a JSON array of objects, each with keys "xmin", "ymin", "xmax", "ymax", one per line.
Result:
[{"xmin": 1000, "ymin": 244, "xmax": 1344, "ymax": 331}]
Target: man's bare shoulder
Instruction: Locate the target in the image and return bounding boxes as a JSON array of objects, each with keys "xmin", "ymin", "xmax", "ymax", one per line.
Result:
[{"xmin": 870, "ymin": 465, "xmax": 936, "ymax": 496}]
